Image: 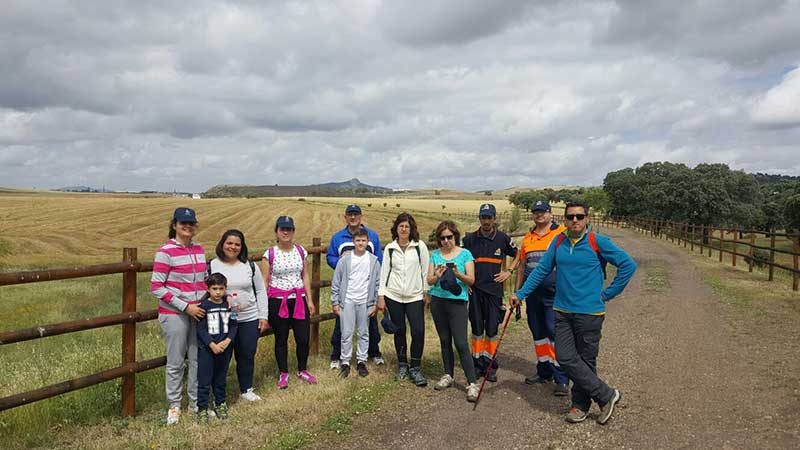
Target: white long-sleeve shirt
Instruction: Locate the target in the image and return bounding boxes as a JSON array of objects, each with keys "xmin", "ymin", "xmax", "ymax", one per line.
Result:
[{"xmin": 209, "ymin": 259, "xmax": 269, "ymax": 322}]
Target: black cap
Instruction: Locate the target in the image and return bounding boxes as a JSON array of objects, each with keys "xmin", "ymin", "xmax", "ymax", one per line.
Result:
[
  {"xmin": 345, "ymin": 204, "xmax": 362, "ymax": 214},
  {"xmin": 532, "ymin": 200, "xmax": 551, "ymax": 212},
  {"xmin": 173, "ymin": 207, "xmax": 197, "ymax": 223},
  {"xmin": 479, "ymin": 203, "xmax": 496, "ymax": 217},
  {"xmin": 275, "ymin": 215, "xmax": 295, "ymax": 229}
]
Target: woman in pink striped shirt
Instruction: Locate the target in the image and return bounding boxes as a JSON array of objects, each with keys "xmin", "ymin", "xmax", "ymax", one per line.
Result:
[{"xmin": 150, "ymin": 207, "xmax": 207, "ymax": 425}]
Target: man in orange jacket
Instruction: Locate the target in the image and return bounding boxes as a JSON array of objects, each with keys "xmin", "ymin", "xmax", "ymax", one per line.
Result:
[{"xmin": 515, "ymin": 200, "xmax": 569, "ymax": 396}]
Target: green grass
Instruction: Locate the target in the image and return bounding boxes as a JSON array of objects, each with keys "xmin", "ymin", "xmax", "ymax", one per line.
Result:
[
  {"xmin": 260, "ymin": 431, "xmax": 313, "ymax": 450},
  {"xmin": 641, "ymin": 260, "xmax": 670, "ymax": 292}
]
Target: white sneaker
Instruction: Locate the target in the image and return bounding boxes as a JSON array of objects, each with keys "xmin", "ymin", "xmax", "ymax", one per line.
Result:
[
  {"xmin": 330, "ymin": 360, "xmax": 340, "ymax": 369},
  {"xmin": 434, "ymin": 374, "xmax": 454, "ymax": 391},
  {"xmin": 372, "ymin": 356, "xmax": 386, "ymax": 365},
  {"xmin": 240, "ymin": 388, "xmax": 262, "ymax": 402},
  {"xmin": 467, "ymin": 382, "xmax": 480, "ymax": 402},
  {"xmin": 166, "ymin": 406, "xmax": 181, "ymax": 425}
]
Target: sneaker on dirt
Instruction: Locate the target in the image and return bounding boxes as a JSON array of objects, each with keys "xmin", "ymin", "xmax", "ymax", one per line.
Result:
[
  {"xmin": 466, "ymin": 382, "xmax": 480, "ymax": 402},
  {"xmin": 434, "ymin": 374, "xmax": 454, "ymax": 391},
  {"xmin": 554, "ymin": 383, "xmax": 569, "ymax": 397},
  {"xmin": 196, "ymin": 409, "xmax": 209, "ymax": 425},
  {"xmin": 409, "ymin": 367, "xmax": 428, "ymax": 387},
  {"xmin": 525, "ymin": 374, "xmax": 551, "ymax": 385},
  {"xmin": 215, "ymin": 402, "xmax": 229, "ymax": 420},
  {"xmin": 597, "ymin": 389, "xmax": 621, "ymax": 425},
  {"xmin": 565, "ymin": 407, "xmax": 588, "ymax": 423},
  {"xmin": 395, "ymin": 363, "xmax": 410, "ymax": 381}
]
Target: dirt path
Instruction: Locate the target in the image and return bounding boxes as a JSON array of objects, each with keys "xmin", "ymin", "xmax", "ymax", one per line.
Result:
[{"xmin": 315, "ymin": 228, "xmax": 800, "ymax": 450}]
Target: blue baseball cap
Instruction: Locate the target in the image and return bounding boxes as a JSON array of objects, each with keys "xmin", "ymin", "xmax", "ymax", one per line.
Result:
[
  {"xmin": 275, "ymin": 215, "xmax": 295, "ymax": 229},
  {"xmin": 532, "ymin": 200, "xmax": 551, "ymax": 212},
  {"xmin": 479, "ymin": 203, "xmax": 496, "ymax": 217},
  {"xmin": 345, "ymin": 204, "xmax": 362, "ymax": 214},
  {"xmin": 173, "ymin": 207, "xmax": 197, "ymax": 223}
]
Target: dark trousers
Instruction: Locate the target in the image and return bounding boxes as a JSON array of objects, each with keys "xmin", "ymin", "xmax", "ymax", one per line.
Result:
[
  {"xmin": 197, "ymin": 343, "xmax": 233, "ymax": 411},
  {"xmin": 330, "ymin": 315, "xmax": 382, "ymax": 360},
  {"xmin": 268, "ymin": 296, "xmax": 310, "ymax": 373},
  {"xmin": 431, "ymin": 296, "xmax": 477, "ymax": 384},
  {"xmin": 233, "ymin": 319, "xmax": 260, "ymax": 392},
  {"xmin": 385, "ymin": 297, "xmax": 425, "ymax": 368},
  {"xmin": 468, "ymin": 289, "xmax": 504, "ymax": 375},
  {"xmin": 554, "ymin": 311, "xmax": 614, "ymax": 411},
  {"xmin": 526, "ymin": 293, "xmax": 568, "ymax": 385}
]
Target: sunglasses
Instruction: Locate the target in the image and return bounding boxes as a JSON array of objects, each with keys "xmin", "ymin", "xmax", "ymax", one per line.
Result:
[
  {"xmin": 565, "ymin": 214, "xmax": 587, "ymax": 221},
  {"xmin": 439, "ymin": 234, "xmax": 455, "ymax": 241}
]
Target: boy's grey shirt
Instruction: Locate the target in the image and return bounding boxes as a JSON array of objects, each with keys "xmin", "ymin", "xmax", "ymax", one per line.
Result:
[{"xmin": 330, "ymin": 251, "xmax": 380, "ymax": 308}]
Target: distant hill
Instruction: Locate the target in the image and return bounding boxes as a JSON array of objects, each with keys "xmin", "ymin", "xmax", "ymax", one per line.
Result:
[{"xmin": 204, "ymin": 178, "xmax": 393, "ymax": 198}]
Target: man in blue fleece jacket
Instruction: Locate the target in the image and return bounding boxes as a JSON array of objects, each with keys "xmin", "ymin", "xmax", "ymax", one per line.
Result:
[{"xmin": 510, "ymin": 201, "xmax": 637, "ymax": 426}]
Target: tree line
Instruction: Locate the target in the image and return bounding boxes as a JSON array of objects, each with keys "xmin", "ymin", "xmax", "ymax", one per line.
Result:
[{"xmin": 508, "ymin": 162, "xmax": 800, "ymax": 232}]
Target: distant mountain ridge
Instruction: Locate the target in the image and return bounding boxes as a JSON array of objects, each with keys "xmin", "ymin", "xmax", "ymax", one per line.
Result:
[{"xmin": 204, "ymin": 178, "xmax": 393, "ymax": 198}]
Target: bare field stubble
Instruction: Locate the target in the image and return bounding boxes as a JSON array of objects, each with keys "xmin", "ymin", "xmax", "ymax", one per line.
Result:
[{"xmin": 0, "ymin": 193, "xmax": 510, "ymax": 449}]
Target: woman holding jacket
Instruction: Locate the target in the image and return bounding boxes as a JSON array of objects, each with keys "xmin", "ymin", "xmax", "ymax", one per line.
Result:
[{"xmin": 378, "ymin": 212, "xmax": 430, "ymax": 387}]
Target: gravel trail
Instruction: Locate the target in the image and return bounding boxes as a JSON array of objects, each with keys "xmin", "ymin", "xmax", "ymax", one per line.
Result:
[{"xmin": 317, "ymin": 228, "xmax": 800, "ymax": 450}]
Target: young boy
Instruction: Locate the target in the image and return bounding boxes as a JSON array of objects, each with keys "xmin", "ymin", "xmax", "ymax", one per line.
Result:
[
  {"xmin": 196, "ymin": 272, "xmax": 238, "ymax": 423},
  {"xmin": 330, "ymin": 229, "xmax": 381, "ymax": 378}
]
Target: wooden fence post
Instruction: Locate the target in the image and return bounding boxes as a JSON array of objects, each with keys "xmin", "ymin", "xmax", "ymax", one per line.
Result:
[
  {"xmin": 793, "ymin": 235, "xmax": 799, "ymax": 291},
  {"xmin": 699, "ymin": 224, "xmax": 705, "ymax": 254},
  {"xmin": 732, "ymin": 228, "xmax": 738, "ymax": 267},
  {"xmin": 748, "ymin": 233, "xmax": 755, "ymax": 273},
  {"xmin": 719, "ymin": 228, "xmax": 724, "ymax": 263},
  {"xmin": 310, "ymin": 237, "xmax": 321, "ymax": 355},
  {"xmin": 768, "ymin": 233, "xmax": 776, "ymax": 281},
  {"xmin": 121, "ymin": 248, "xmax": 137, "ymax": 418},
  {"xmin": 684, "ymin": 223, "xmax": 688, "ymax": 248},
  {"xmin": 690, "ymin": 224, "xmax": 695, "ymax": 251}
]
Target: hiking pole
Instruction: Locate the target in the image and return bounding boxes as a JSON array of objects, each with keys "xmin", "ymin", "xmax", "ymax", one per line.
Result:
[{"xmin": 472, "ymin": 304, "xmax": 516, "ymax": 410}]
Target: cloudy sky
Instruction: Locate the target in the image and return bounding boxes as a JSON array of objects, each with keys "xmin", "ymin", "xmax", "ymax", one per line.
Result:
[{"xmin": 1, "ymin": 0, "xmax": 799, "ymax": 193}]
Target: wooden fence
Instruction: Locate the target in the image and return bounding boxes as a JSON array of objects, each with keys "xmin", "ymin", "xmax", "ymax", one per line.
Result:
[
  {"xmin": 0, "ymin": 238, "xmax": 335, "ymax": 417},
  {"xmin": 590, "ymin": 216, "xmax": 800, "ymax": 291}
]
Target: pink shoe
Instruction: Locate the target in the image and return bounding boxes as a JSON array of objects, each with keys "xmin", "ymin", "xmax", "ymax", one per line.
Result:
[
  {"xmin": 277, "ymin": 372, "xmax": 289, "ymax": 389},
  {"xmin": 296, "ymin": 370, "xmax": 317, "ymax": 384}
]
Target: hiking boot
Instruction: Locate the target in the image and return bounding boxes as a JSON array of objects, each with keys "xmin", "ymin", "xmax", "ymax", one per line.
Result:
[
  {"xmin": 466, "ymin": 382, "xmax": 480, "ymax": 402},
  {"xmin": 554, "ymin": 383, "xmax": 569, "ymax": 397},
  {"xmin": 525, "ymin": 374, "xmax": 551, "ymax": 385},
  {"xmin": 330, "ymin": 359, "xmax": 340, "ymax": 370},
  {"xmin": 277, "ymin": 372, "xmax": 289, "ymax": 389},
  {"xmin": 297, "ymin": 370, "xmax": 318, "ymax": 384},
  {"xmin": 395, "ymin": 363, "xmax": 410, "ymax": 381},
  {"xmin": 166, "ymin": 406, "xmax": 181, "ymax": 425},
  {"xmin": 409, "ymin": 367, "xmax": 427, "ymax": 387},
  {"xmin": 372, "ymin": 355, "xmax": 386, "ymax": 365},
  {"xmin": 434, "ymin": 374, "xmax": 454, "ymax": 391},
  {"xmin": 485, "ymin": 369, "xmax": 498, "ymax": 383},
  {"xmin": 215, "ymin": 402, "xmax": 229, "ymax": 420},
  {"xmin": 597, "ymin": 389, "xmax": 622, "ymax": 425},
  {"xmin": 240, "ymin": 388, "xmax": 262, "ymax": 402},
  {"xmin": 357, "ymin": 362, "xmax": 369, "ymax": 377},
  {"xmin": 339, "ymin": 364, "xmax": 351, "ymax": 378},
  {"xmin": 196, "ymin": 409, "xmax": 209, "ymax": 425},
  {"xmin": 565, "ymin": 407, "xmax": 588, "ymax": 423}
]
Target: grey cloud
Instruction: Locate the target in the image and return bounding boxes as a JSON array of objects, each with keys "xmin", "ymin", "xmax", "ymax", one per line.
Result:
[{"xmin": 376, "ymin": 0, "xmax": 533, "ymax": 47}]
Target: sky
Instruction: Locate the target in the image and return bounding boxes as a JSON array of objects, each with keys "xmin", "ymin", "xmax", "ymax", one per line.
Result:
[{"xmin": 1, "ymin": 0, "xmax": 799, "ymax": 193}]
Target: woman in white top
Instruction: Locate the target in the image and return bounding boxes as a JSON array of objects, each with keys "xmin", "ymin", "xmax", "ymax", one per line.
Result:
[
  {"xmin": 260, "ymin": 216, "xmax": 318, "ymax": 389},
  {"xmin": 377, "ymin": 212, "xmax": 430, "ymax": 387},
  {"xmin": 208, "ymin": 229, "xmax": 268, "ymax": 401}
]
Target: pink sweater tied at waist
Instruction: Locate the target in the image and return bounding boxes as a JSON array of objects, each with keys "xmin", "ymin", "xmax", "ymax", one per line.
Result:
[{"xmin": 268, "ymin": 286, "xmax": 307, "ymax": 320}]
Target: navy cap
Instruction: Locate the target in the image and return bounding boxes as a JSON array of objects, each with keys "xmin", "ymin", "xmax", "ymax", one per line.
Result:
[
  {"xmin": 345, "ymin": 204, "xmax": 362, "ymax": 214},
  {"xmin": 532, "ymin": 200, "xmax": 551, "ymax": 212},
  {"xmin": 479, "ymin": 203, "xmax": 496, "ymax": 217},
  {"xmin": 173, "ymin": 207, "xmax": 197, "ymax": 223},
  {"xmin": 275, "ymin": 215, "xmax": 295, "ymax": 229}
]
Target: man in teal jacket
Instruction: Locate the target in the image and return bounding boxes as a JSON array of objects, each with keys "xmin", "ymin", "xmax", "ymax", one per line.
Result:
[{"xmin": 510, "ymin": 201, "xmax": 636, "ymax": 426}]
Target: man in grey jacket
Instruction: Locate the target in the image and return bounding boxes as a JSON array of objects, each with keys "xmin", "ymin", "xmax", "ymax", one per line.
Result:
[{"xmin": 330, "ymin": 229, "xmax": 381, "ymax": 378}]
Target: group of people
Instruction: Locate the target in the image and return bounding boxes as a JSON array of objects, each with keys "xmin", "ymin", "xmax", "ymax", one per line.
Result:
[{"xmin": 150, "ymin": 199, "xmax": 636, "ymax": 426}]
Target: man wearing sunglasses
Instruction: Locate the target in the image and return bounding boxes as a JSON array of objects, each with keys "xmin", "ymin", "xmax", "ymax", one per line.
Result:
[
  {"xmin": 462, "ymin": 203, "xmax": 518, "ymax": 382},
  {"xmin": 510, "ymin": 201, "xmax": 637, "ymax": 426}
]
